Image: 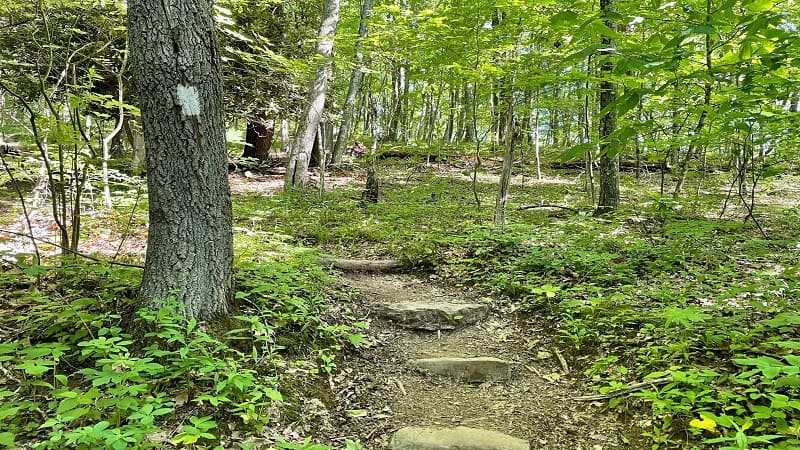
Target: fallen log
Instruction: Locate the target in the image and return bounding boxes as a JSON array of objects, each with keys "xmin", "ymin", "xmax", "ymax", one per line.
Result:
[
  {"xmin": 517, "ymin": 204, "xmax": 579, "ymax": 213},
  {"xmin": 317, "ymin": 257, "xmax": 406, "ymax": 273}
]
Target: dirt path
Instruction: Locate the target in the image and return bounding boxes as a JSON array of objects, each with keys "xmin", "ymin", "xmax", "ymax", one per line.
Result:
[{"xmin": 321, "ymin": 273, "xmax": 644, "ymax": 450}]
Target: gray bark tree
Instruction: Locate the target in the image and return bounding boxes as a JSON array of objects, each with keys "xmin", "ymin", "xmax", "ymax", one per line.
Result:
[
  {"xmin": 285, "ymin": 0, "xmax": 340, "ymax": 188},
  {"xmin": 495, "ymin": 91, "xmax": 515, "ymax": 226},
  {"xmin": 128, "ymin": 0, "xmax": 233, "ymax": 320},
  {"xmin": 331, "ymin": 0, "xmax": 373, "ymax": 165},
  {"xmin": 595, "ymin": 0, "xmax": 620, "ymax": 215}
]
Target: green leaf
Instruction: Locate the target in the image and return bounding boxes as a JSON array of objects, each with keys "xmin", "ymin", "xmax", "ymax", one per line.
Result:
[
  {"xmin": 785, "ymin": 355, "xmax": 800, "ymax": 366},
  {"xmin": 0, "ymin": 432, "xmax": 14, "ymax": 447},
  {"xmin": 617, "ymin": 91, "xmax": 641, "ymax": 117},
  {"xmin": 346, "ymin": 409, "xmax": 368, "ymax": 417},
  {"xmin": 550, "ymin": 11, "xmax": 579, "ymax": 26},
  {"xmin": 264, "ymin": 388, "xmax": 283, "ymax": 402},
  {"xmin": 734, "ymin": 356, "xmax": 784, "ymax": 367},
  {"xmin": 774, "ymin": 375, "xmax": 800, "ymax": 387},
  {"xmin": 559, "ymin": 143, "xmax": 595, "ymax": 162},
  {"xmin": 744, "ymin": 0, "xmax": 773, "ymax": 12}
]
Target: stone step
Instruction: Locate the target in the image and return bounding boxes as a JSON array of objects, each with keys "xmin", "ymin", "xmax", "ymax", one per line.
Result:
[
  {"xmin": 409, "ymin": 357, "xmax": 511, "ymax": 383},
  {"xmin": 376, "ymin": 302, "xmax": 489, "ymax": 331},
  {"xmin": 391, "ymin": 426, "xmax": 529, "ymax": 450}
]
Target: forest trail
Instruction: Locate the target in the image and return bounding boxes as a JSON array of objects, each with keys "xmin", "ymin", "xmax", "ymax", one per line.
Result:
[{"xmin": 328, "ymin": 273, "xmax": 642, "ymax": 450}]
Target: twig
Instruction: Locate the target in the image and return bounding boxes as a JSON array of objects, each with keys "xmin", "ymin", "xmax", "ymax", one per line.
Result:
[
  {"xmin": 554, "ymin": 348, "xmax": 570, "ymax": 374},
  {"xmin": 517, "ymin": 204, "xmax": 579, "ymax": 213},
  {"xmin": 0, "ymin": 228, "xmax": 144, "ymax": 269},
  {"xmin": 573, "ymin": 376, "xmax": 673, "ymax": 401},
  {"xmin": 525, "ymin": 365, "xmax": 542, "ymax": 376},
  {"xmin": 390, "ymin": 378, "xmax": 407, "ymax": 396}
]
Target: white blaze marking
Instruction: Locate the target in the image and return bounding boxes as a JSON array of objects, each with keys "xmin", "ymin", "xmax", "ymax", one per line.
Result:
[{"xmin": 176, "ymin": 84, "xmax": 201, "ymax": 117}]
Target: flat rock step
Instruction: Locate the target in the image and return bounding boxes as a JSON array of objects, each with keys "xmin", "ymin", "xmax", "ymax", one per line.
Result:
[
  {"xmin": 376, "ymin": 302, "xmax": 488, "ymax": 330},
  {"xmin": 391, "ymin": 426, "xmax": 529, "ymax": 450},
  {"xmin": 410, "ymin": 357, "xmax": 511, "ymax": 383}
]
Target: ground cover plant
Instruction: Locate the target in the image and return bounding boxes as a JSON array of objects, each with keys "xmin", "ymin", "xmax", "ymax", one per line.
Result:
[{"xmin": 0, "ymin": 244, "xmax": 368, "ymax": 449}]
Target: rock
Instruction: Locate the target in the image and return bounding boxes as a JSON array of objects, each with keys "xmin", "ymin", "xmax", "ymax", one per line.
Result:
[
  {"xmin": 391, "ymin": 426, "xmax": 529, "ymax": 450},
  {"xmin": 409, "ymin": 357, "xmax": 511, "ymax": 382},
  {"xmin": 376, "ymin": 302, "xmax": 488, "ymax": 330}
]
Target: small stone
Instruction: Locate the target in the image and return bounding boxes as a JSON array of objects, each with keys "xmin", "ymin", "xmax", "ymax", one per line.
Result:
[
  {"xmin": 391, "ymin": 426, "xmax": 529, "ymax": 450},
  {"xmin": 376, "ymin": 302, "xmax": 488, "ymax": 330},
  {"xmin": 410, "ymin": 357, "xmax": 511, "ymax": 382}
]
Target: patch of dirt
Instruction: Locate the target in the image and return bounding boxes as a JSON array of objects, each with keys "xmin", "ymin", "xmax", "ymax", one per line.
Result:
[{"xmin": 308, "ymin": 273, "xmax": 648, "ymax": 450}]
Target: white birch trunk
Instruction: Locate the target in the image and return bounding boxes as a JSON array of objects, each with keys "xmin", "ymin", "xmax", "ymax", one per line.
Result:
[
  {"xmin": 332, "ymin": 0, "xmax": 373, "ymax": 165},
  {"xmin": 101, "ymin": 51, "xmax": 127, "ymax": 209},
  {"xmin": 285, "ymin": 0, "xmax": 340, "ymax": 188}
]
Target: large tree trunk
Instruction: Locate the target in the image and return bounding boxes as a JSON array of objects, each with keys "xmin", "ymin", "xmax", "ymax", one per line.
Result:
[
  {"xmin": 129, "ymin": 0, "xmax": 233, "ymax": 321},
  {"xmin": 242, "ymin": 118, "xmax": 275, "ymax": 161},
  {"xmin": 332, "ymin": 0, "xmax": 373, "ymax": 165},
  {"xmin": 285, "ymin": 0, "xmax": 340, "ymax": 188},
  {"xmin": 595, "ymin": 0, "xmax": 620, "ymax": 215}
]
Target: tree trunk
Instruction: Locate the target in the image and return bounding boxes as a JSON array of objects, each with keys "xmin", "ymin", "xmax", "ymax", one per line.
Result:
[
  {"xmin": 495, "ymin": 92, "xmax": 515, "ymax": 226},
  {"xmin": 332, "ymin": 0, "xmax": 373, "ymax": 165},
  {"xmin": 463, "ymin": 83, "xmax": 476, "ymax": 142},
  {"xmin": 242, "ymin": 118, "xmax": 275, "ymax": 161},
  {"xmin": 285, "ymin": 0, "xmax": 340, "ymax": 188},
  {"xmin": 443, "ymin": 87, "xmax": 456, "ymax": 142},
  {"xmin": 310, "ymin": 124, "xmax": 323, "ymax": 169},
  {"xmin": 595, "ymin": 0, "xmax": 620, "ymax": 215},
  {"xmin": 101, "ymin": 52, "xmax": 127, "ymax": 209},
  {"xmin": 129, "ymin": 0, "xmax": 233, "ymax": 320},
  {"xmin": 534, "ymin": 107, "xmax": 542, "ymax": 180}
]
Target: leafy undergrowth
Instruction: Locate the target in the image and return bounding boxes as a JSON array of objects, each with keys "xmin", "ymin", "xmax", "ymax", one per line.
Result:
[
  {"xmin": 440, "ymin": 214, "xmax": 800, "ymax": 449},
  {"xmin": 3, "ymin": 156, "xmax": 800, "ymax": 449},
  {"xmin": 245, "ymin": 161, "xmax": 800, "ymax": 449},
  {"xmin": 0, "ymin": 252, "xmax": 367, "ymax": 449}
]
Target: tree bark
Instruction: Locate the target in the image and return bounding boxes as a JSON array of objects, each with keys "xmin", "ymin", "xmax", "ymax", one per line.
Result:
[
  {"xmin": 285, "ymin": 0, "xmax": 340, "ymax": 188},
  {"xmin": 462, "ymin": 83, "xmax": 476, "ymax": 142},
  {"xmin": 242, "ymin": 118, "xmax": 275, "ymax": 161},
  {"xmin": 129, "ymin": 0, "xmax": 233, "ymax": 321},
  {"xmin": 495, "ymin": 91, "xmax": 515, "ymax": 226},
  {"xmin": 595, "ymin": 0, "xmax": 620, "ymax": 215},
  {"xmin": 443, "ymin": 87, "xmax": 456, "ymax": 142},
  {"xmin": 332, "ymin": 0, "xmax": 373, "ymax": 165}
]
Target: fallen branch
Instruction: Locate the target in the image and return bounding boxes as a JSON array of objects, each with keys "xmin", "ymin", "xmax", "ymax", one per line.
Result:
[
  {"xmin": 573, "ymin": 376, "xmax": 673, "ymax": 401},
  {"xmin": 554, "ymin": 348, "xmax": 570, "ymax": 374},
  {"xmin": 517, "ymin": 204, "xmax": 579, "ymax": 213},
  {"xmin": 317, "ymin": 257, "xmax": 405, "ymax": 273}
]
